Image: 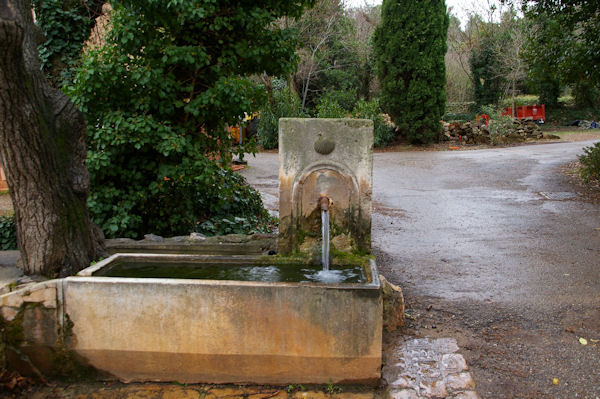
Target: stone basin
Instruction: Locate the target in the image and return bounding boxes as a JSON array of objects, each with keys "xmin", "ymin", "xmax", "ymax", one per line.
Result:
[{"xmin": 63, "ymin": 253, "xmax": 382, "ymax": 384}]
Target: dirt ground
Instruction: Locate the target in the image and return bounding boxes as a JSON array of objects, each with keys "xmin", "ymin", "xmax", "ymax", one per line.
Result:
[
  {"xmin": 379, "ymin": 294, "xmax": 600, "ymax": 399},
  {"xmin": 370, "ymin": 143, "xmax": 600, "ymax": 398}
]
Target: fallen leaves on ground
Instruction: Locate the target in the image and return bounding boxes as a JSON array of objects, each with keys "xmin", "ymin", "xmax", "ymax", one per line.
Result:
[{"xmin": 0, "ymin": 370, "xmax": 34, "ymax": 392}]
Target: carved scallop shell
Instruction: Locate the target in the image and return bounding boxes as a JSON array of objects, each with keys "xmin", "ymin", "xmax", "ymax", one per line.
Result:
[{"xmin": 314, "ymin": 137, "xmax": 335, "ymax": 155}]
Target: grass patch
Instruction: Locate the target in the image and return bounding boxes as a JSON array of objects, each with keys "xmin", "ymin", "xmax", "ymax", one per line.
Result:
[
  {"xmin": 554, "ymin": 130, "xmax": 594, "ymax": 137},
  {"xmin": 558, "ymin": 95, "xmax": 575, "ymax": 106}
]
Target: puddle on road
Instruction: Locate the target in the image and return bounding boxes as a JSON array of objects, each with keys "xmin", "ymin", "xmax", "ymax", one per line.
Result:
[{"xmin": 539, "ymin": 192, "xmax": 578, "ymax": 200}]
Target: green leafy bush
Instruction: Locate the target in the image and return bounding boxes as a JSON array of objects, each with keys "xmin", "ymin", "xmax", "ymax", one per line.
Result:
[
  {"xmin": 86, "ymin": 156, "xmax": 274, "ymax": 238},
  {"xmin": 352, "ymin": 99, "xmax": 395, "ymax": 148},
  {"xmin": 579, "ymin": 143, "xmax": 600, "ymax": 183},
  {"xmin": 487, "ymin": 115, "xmax": 515, "ymax": 144},
  {"xmin": 0, "ymin": 215, "xmax": 17, "ymax": 250},
  {"xmin": 316, "ymin": 96, "xmax": 347, "ymax": 118},
  {"xmin": 258, "ymin": 86, "xmax": 306, "ymax": 150},
  {"xmin": 481, "ymin": 105, "xmax": 514, "ymax": 144},
  {"xmin": 67, "ymin": 0, "xmax": 311, "ymax": 238}
]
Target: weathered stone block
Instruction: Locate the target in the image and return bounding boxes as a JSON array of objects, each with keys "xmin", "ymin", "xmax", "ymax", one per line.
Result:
[
  {"xmin": 420, "ymin": 379, "xmax": 447, "ymax": 398},
  {"xmin": 453, "ymin": 391, "xmax": 481, "ymax": 399},
  {"xmin": 105, "ymin": 233, "xmax": 276, "ymax": 255},
  {"xmin": 1, "ymin": 306, "xmax": 18, "ymax": 321},
  {"xmin": 205, "ymin": 388, "xmax": 246, "ymax": 399},
  {"xmin": 292, "ymin": 391, "xmax": 329, "ymax": 399},
  {"xmin": 332, "ymin": 392, "xmax": 376, "ymax": 399},
  {"xmin": 387, "ymin": 389, "xmax": 419, "ymax": 399},
  {"xmin": 1, "ymin": 291, "xmax": 24, "ymax": 308},
  {"xmin": 23, "ymin": 287, "xmax": 56, "ymax": 308},
  {"xmin": 278, "ymin": 118, "xmax": 373, "ymax": 254},
  {"xmin": 446, "ymin": 372, "xmax": 475, "ymax": 391},
  {"xmin": 431, "ymin": 338, "xmax": 459, "ymax": 354},
  {"xmin": 22, "ymin": 306, "xmax": 58, "ymax": 346},
  {"xmin": 380, "ymin": 275, "xmax": 405, "ymax": 332},
  {"xmin": 441, "ymin": 354, "xmax": 468, "ymax": 374}
]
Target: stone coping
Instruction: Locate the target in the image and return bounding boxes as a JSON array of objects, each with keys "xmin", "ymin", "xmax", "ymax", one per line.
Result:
[{"xmin": 105, "ymin": 233, "xmax": 277, "ymax": 255}]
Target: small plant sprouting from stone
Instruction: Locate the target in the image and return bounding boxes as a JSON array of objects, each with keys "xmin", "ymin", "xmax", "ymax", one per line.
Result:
[
  {"xmin": 325, "ymin": 381, "xmax": 342, "ymax": 395},
  {"xmin": 89, "ymin": 257, "xmax": 104, "ymax": 267},
  {"xmin": 287, "ymin": 384, "xmax": 306, "ymax": 393}
]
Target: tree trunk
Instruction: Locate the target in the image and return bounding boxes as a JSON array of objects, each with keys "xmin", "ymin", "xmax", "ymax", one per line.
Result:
[{"xmin": 0, "ymin": 0, "xmax": 106, "ymax": 277}]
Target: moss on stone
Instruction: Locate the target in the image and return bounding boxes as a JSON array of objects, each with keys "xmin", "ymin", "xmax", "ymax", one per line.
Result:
[{"xmin": 0, "ymin": 302, "xmax": 104, "ymax": 381}]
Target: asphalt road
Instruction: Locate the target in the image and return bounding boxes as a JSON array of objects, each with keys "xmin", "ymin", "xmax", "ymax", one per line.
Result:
[{"xmin": 241, "ymin": 140, "xmax": 600, "ymax": 399}]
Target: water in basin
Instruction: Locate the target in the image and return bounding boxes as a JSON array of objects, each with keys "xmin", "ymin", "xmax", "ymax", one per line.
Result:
[{"xmin": 95, "ymin": 261, "xmax": 366, "ymax": 284}]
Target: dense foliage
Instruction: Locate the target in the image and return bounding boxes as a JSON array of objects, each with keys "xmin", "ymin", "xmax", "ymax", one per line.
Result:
[
  {"xmin": 33, "ymin": 0, "xmax": 103, "ymax": 86},
  {"xmin": 316, "ymin": 95, "xmax": 347, "ymax": 118},
  {"xmin": 68, "ymin": 0, "xmax": 313, "ymax": 238},
  {"xmin": 469, "ymin": 35, "xmax": 505, "ymax": 109},
  {"xmin": 579, "ymin": 143, "xmax": 600, "ymax": 183},
  {"xmin": 373, "ymin": 0, "xmax": 449, "ymax": 143},
  {"xmin": 525, "ymin": 0, "xmax": 600, "ymax": 107},
  {"xmin": 352, "ymin": 99, "xmax": 395, "ymax": 147},
  {"xmin": 0, "ymin": 215, "xmax": 17, "ymax": 251},
  {"xmin": 257, "ymin": 81, "xmax": 306, "ymax": 150},
  {"xmin": 523, "ymin": 12, "xmax": 563, "ymax": 107}
]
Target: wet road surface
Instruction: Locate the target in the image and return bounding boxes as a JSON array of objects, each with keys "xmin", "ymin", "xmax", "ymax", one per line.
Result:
[{"xmin": 241, "ymin": 140, "xmax": 600, "ymax": 398}]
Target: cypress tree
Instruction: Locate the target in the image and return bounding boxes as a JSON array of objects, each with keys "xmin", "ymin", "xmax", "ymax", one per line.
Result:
[{"xmin": 373, "ymin": 0, "xmax": 449, "ymax": 143}]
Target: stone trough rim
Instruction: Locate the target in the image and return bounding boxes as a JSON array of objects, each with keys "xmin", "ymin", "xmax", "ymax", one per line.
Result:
[{"xmin": 76, "ymin": 253, "xmax": 381, "ymax": 290}]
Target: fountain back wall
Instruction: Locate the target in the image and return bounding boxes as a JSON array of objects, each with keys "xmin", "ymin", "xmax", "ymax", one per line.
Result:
[{"xmin": 278, "ymin": 118, "xmax": 373, "ymax": 255}]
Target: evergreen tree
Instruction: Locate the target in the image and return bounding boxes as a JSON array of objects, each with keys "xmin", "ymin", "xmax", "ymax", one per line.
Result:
[
  {"xmin": 373, "ymin": 0, "xmax": 448, "ymax": 143},
  {"xmin": 525, "ymin": 0, "xmax": 600, "ymax": 107}
]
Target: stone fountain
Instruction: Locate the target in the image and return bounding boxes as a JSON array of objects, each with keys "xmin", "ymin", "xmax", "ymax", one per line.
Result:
[{"xmin": 0, "ymin": 118, "xmax": 381, "ymax": 385}]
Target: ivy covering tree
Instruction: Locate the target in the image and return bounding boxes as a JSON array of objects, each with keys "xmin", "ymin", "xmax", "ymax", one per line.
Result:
[
  {"xmin": 32, "ymin": 0, "xmax": 104, "ymax": 87},
  {"xmin": 68, "ymin": 0, "xmax": 314, "ymax": 238},
  {"xmin": 373, "ymin": 0, "xmax": 448, "ymax": 144}
]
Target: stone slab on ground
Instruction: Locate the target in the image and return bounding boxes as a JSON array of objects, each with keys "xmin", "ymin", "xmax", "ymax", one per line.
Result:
[{"xmin": 383, "ymin": 338, "xmax": 480, "ymax": 399}]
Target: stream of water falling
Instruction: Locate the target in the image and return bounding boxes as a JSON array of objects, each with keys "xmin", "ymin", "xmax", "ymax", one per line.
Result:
[{"xmin": 321, "ymin": 209, "xmax": 330, "ymax": 270}]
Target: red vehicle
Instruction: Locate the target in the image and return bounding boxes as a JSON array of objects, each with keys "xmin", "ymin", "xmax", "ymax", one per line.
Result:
[{"xmin": 502, "ymin": 104, "xmax": 545, "ymax": 123}]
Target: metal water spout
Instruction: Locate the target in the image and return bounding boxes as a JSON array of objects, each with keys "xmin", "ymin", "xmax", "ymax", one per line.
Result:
[
  {"xmin": 319, "ymin": 196, "xmax": 330, "ymax": 270},
  {"xmin": 319, "ymin": 196, "xmax": 330, "ymax": 211}
]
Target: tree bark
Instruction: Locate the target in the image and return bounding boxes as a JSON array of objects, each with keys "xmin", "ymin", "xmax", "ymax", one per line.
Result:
[{"xmin": 0, "ymin": 0, "xmax": 105, "ymax": 277}]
